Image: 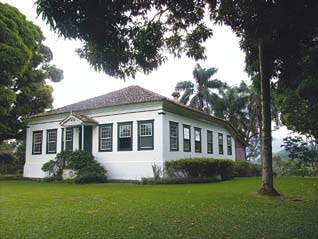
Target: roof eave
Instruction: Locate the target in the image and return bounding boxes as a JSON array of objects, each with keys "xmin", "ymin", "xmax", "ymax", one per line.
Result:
[{"xmin": 162, "ymin": 99, "xmax": 248, "ymax": 146}]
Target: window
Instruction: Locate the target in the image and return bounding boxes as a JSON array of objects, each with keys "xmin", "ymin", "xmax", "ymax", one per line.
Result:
[
  {"xmin": 118, "ymin": 122, "xmax": 133, "ymax": 151},
  {"xmin": 194, "ymin": 127, "xmax": 201, "ymax": 153},
  {"xmin": 207, "ymin": 130, "xmax": 213, "ymax": 154},
  {"xmin": 183, "ymin": 125, "xmax": 191, "ymax": 152},
  {"xmin": 169, "ymin": 121, "xmax": 179, "ymax": 151},
  {"xmin": 46, "ymin": 129, "xmax": 57, "ymax": 154},
  {"xmin": 138, "ymin": 120, "xmax": 154, "ymax": 150},
  {"xmin": 99, "ymin": 124, "xmax": 113, "ymax": 152},
  {"xmin": 227, "ymin": 135, "xmax": 232, "ymax": 155},
  {"xmin": 32, "ymin": 131, "xmax": 43, "ymax": 155},
  {"xmin": 218, "ymin": 133, "xmax": 224, "ymax": 155},
  {"xmin": 65, "ymin": 128, "xmax": 73, "ymax": 151}
]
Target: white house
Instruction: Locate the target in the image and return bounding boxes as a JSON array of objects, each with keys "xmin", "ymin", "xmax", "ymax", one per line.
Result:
[{"xmin": 24, "ymin": 86, "xmax": 247, "ymax": 180}]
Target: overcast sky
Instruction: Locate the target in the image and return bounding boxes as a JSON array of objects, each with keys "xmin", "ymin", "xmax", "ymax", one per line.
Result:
[{"xmin": 4, "ymin": 0, "xmax": 289, "ymax": 141}]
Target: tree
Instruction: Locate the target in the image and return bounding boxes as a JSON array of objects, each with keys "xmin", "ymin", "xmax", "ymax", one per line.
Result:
[
  {"xmin": 211, "ymin": 0, "xmax": 317, "ymax": 195},
  {"xmin": 213, "ymin": 81, "xmax": 261, "ymax": 161},
  {"xmin": 282, "ymin": 136, "xmax": 317, "ymax": 171},
  {"xmin": 0, "ymin": 3, "xmax": 63, "ymax": 142},
  {"xmin": 36, "ymin": 0, "xmax": 213, "ymax": 79},
  {"xmin": 275, "ymin": 47, "xmax": 318, "ymax": 139},
  {"xmin": 36, "ymin": 1, "xmax": 318, "ymax": 195},
  {"xmin": 173, "ymin": 64, "xmax": 226, "ymax": 113}
]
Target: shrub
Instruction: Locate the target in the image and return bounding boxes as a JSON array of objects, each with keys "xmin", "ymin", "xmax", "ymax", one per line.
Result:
[
  {"xmin": 219, "ymin": 160, "xmax": 235, "ymax": 180},
  {"xmin": 165, "ymin": 158, "xmax": 234, "ymax": 180},
  {"xmin": 42, "ymin": 150, "xmax": 107, "ymax": 183},
  {"xmin": 152, "ymin": 163, "xmax": 162, "ymax": 180},
  {"xmin": 0, "ymin": 143, "xmax": 24, "ymax": 175},
  {"xmin": 74, "ymin": 162, "xmax": 107, "ymax": 184},
  {"xmin": 233, "ymin": 161, "xmax": 262, "ymax": 177},
  {"xmin": 0, "ymin": 164, "xmax": 24, "ymax": 175}
]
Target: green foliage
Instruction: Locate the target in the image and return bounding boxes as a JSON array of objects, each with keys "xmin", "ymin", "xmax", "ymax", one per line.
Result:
[
  {"xmin": 151, "ymin": 163, "xmax": 162, "ymax": 180},
  {"xmin": 0, "ymin": 142, "xmax": 23, "ymax": 175},
  {"xmin": 42, "ymin": 150, "xmax": 107, "ymax": 184},
  {"xmin": 275, "ymin": 46, "xmax": 318, "ymax": 139},
  {"xmin": 273, "ymin": 157, "xmax": 318, "ymax": 177},
  {"xmin": 0, "ymin": 143, "xmax": 16, "ymax": 165},
  {"xmin": 0, "ymin": 164, "xmax": 23, "ymax": 175},
  {"xmin": 233, "ymin": 161, "xmax": 262, "ymax": 177},
  {"xmin": 165, "ymin": 158, "xmax": 234, "ymax": 180},
  {"xmin": 36, "ymin": 0, "xmax": 212, "ymax": 79},
  {"xmin": 282, "ymin": 136, "xmax": 318, "ymax": 170},
  {"xmin": 173, "ymin": 64, "xmax": 227, "ymax": 114},
  {"xmin": 214, "ymin": 80, "xmax": 280, "ymax": 161},
  {"xmin": 74, "ymin": 163, "xmax": 107, "ymax": 184},
  {"xmin": 41, "ymin": 150, "xmax": 71, "ymax": 177},
  {"xmin": 0, "ymin": 3, "xmax": 63, "ymax": 142}
]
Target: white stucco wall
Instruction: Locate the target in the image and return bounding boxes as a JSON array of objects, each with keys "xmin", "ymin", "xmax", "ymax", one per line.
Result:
[
  {"xmin": 90, "ymin": 103, "xmax": 164, "ymax": 180},
  {"xmin": 162, "ymin": 111, "xmax": 236, "ymax": 161},
  {"xmin": 24, "ymin": 119, "xmax": 64, "ymax": 178},
  {"xmin": 24, "ymin": 102, "xmax": 164, "ymax": 180}
]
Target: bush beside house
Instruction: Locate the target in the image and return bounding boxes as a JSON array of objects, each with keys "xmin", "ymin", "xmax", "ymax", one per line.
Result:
[
  {"xmin": 165, "ymin": 158, "xmax": 234, "ymax": 180},
  {"xmin": 142, "ymin": 158, "xmax": 234, "ymax": 184},
  {"xmin": 0, "ymin": 142, "xmax": 24, "ymax": 175},
  {"xmin": 142, "ymin": 158, "xmax": 263, "ymax": 184},
  {"xmin": 42, "ymin": 150, "xmax": 107, "ymax": 184}
]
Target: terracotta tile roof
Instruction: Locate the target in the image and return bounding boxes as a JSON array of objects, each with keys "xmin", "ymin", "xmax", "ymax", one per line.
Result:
[{"xmin": 32, "ymin": 85, "xmax": 166, "ymax": 117}]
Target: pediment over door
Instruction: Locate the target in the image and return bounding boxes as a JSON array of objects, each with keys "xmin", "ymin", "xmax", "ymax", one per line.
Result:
[{"xmin": 60, "ymin": 113, "xmax": 98, "ymax": 127}]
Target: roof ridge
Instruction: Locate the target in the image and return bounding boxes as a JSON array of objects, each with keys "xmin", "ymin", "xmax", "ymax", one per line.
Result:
[{"xmin": 31, "ymin": 85, "xmax": 166, "ymax": 118}]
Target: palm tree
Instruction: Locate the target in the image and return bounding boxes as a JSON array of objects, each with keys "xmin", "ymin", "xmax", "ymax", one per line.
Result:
[
  {"xmin": 214, "ymin": 80, "xmax": 280, "ymax": 161},
  {"xmin": 172, "ymin": 64, "xmax": 227, "ymax": 113}
]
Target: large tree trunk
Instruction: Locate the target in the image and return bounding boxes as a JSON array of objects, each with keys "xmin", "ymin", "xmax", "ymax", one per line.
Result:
[{"xmin": 257, "ymin": 39, "xmax": 279, "ymax": 196}]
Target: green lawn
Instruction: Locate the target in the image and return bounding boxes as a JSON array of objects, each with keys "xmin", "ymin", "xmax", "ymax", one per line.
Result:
[{"xmin": 1, "ymin": 177, "xmax": 318, "ymax": 239}]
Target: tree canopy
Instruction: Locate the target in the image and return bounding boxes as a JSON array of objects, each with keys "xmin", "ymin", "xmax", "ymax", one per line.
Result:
[
  {"xmin": 36, "ymin": 0, "xmax": 213, "ymax": 79},
  {"xmin": 0, "ymin": 3, "xmax": 63, "ymax": 142},
  {"xmin": 173, "ymin": 64, "xmax": 226, "ymax": 114}
]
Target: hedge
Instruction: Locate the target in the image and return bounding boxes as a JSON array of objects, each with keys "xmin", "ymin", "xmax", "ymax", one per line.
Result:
[
  {"xmin": 233, "ymin": 161, "xmax": 262, "ymax": 177},
  {"xmin": 165, "ymin": 158, "xmax": 234, "ymax": 180},
  {"xmin": 0, "ymin": 164, "xmax": 24, "ymax": 175}
]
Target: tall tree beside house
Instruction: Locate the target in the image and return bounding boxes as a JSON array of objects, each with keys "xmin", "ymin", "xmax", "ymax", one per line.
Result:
[
  {"xmin": 36, "ymin": 0, "xmax": 318, "ymax": 195},
  {"xmin": 0, "ymin": 3, "xmax": 63, "ymax": 142},
  {"xmin": 214, "ymin": 81, "xmax": 280, "ymax": 161},
  {"xmin": 172, "ymin": 64, "xmax": 227, "ymax": 113},
  {"xmin": 211, "ymin": 0, "xmax": 318, "ymax": 195},
  {"xmin": 275, "ymin": 47, "xmax": 318, "ymax": 140}
]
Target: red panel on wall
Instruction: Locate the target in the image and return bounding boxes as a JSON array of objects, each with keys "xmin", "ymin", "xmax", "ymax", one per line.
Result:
[{"xmin": 235, "ymin": 139, "xmax": 246, "ymax": 161}]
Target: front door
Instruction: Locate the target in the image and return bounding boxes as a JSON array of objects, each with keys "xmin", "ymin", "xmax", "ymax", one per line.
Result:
[{"xmin": 83, "ymin": 126, "xmax": 93, "ymax": 153}]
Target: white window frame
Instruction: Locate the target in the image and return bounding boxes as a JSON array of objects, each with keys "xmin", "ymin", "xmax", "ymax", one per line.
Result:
[
  {"xmin": 169, "ymin": 121, "xmax": 179, "ymax": 151},
  {"xmin": 47, "ymin": 129, "xmax": 57, "ymax": 154},
  {"xmin": 99, "ymin": 124, "xmax": 113, "ymax": 152},
  {"xmin": 138, "ymin": 120, "xmax": 154, "ymax": 150},
  {"xmin": 32, "ymin": 131, "xmax": 43, "ymax": 155}
]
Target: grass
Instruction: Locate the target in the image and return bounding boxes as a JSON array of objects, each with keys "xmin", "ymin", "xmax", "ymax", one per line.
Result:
[{"xmin": 1, "ymin": 177, "xmax": 318, "ymax": 239}]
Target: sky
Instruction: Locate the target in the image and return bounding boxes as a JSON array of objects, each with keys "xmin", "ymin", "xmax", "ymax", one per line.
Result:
[{"xmin": 3, "ymin": 0, "xmax": 289, "ymax": 142}]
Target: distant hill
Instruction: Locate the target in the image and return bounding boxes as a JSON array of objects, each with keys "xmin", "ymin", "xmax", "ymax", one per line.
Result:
[{"xmin": 274, "ymin": 150, "xmax": 289, "ymax": 161}]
